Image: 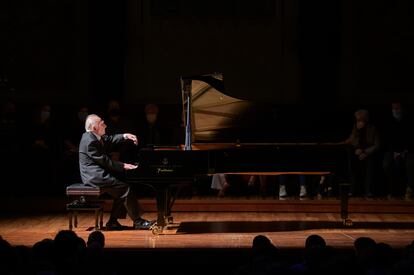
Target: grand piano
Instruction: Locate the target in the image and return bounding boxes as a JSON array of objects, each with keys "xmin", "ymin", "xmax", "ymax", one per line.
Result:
[{"xmin": 126, "ymin": 73, "xmax": 351, "ymax": 234}]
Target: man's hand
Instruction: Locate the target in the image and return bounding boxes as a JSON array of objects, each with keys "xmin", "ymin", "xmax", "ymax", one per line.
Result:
[
  {"xmin": 355, "ymin": 148, "xmax": 363, "ymax": 156},
  {"xmin": 124, "ymin": 163, "xmax": 138, "ymax": 170},
  {"xmin": 123, "ymin": 133, "xmax": 138, "ymax": 145},
  {"xmin": 359, "ymin": 152, "xmax": 368, "ymax": 160}
]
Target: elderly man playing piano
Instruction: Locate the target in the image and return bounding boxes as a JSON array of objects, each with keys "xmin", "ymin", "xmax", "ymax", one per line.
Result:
[{"xmin": 79, "ymin": 114, "xmax": 154, "ymax": 230}]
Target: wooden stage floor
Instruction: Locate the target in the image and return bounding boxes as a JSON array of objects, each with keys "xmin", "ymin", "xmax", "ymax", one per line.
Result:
[{"xmin": 1, "ymin": 211, "xmax": 414, "ymax": 250}]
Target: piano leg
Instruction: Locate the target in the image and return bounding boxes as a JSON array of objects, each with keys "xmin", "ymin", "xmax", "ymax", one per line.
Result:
[
  {"xmin": 339, "ymin": 182, "xmax": 353, "ymax": 226},
  {"xmin": 153, "ymin": 185, "xmax": 175, "ymax": 234},
  {"xmin": 155, "ymin": 185, "xmax": 168, "ymax": 229}
]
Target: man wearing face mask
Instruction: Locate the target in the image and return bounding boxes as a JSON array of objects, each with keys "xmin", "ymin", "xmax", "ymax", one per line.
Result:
[
  {"xmin": 343, "ymin": 109, "xmax": 380, "ymax": 198},
  {"xmin": 140, "ymin": 103, "xmax": 162, "ymax": 147},
  {"xmin": 382, "ymin": 102, "xmax": 413, "ymax": 200},
  {"xmin": 30, "ymin": 104, "xmax": 59, "ymax": 195},
  {"xmin": 104, "ymin": 100, "xmax": 135, "ymax": 163}
]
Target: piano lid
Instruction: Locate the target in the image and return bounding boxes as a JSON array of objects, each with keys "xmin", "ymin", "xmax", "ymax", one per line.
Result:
[{"xmin": 181, "ymin": 73, "xmax": 253, "ymax": 142}]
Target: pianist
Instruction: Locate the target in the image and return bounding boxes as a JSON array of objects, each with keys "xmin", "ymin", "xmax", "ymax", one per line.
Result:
[{"xmin": 79, "ymin": 114, "xmax": 154, "ymax": 230}]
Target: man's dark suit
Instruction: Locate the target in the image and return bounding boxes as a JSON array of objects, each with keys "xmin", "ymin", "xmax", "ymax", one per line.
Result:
[{"xmin": 79, "ymin": 131, "xmax": 142, "ymax": 222}]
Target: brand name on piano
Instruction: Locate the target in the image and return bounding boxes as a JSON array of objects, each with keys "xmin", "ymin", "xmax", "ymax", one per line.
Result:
[{"xmin": 157, "ymin": 168, "xmax": 175, "ymax": 173}]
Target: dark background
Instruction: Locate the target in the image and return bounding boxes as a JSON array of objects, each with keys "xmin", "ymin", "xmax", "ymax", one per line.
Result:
[{"xmin": 1, "ymin": 0, "xmax": 413, "ymax": 105}]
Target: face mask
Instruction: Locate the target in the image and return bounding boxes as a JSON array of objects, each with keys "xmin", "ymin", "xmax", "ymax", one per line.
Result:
[
  {"xmin": 146, "ymin": 114, "xmax": 157, "ymax": 124},
  {"xmin": 356, "ymin": 121, "xmax": 365, "ymax": 129},
  {"xmin": 78, "ymin": 111, "xmax": 88, "ymax": 122},
  {"xmin": 392, "ymin": 110, "xmax": 402, "ymax": 120},
  {"xmin": 40, "ymin": 111, "xmax": 50, "ymax": 121}
]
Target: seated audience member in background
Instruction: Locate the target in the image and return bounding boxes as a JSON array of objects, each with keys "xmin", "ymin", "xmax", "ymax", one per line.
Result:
[
  {"xmin": 105, "ymin": 100, "xmax": 135, "ymax": 162},
  {"xmin": 211, "ymin": 173, "xmax": 230, "ymax": 197},
  {"xmin": 79, "ymin": 114, "xmax": 154, "ymax": 230},
  {"xmin": 140, "ymin": 103, "xmax": 163, "ymax": 147},
  {"xmin": 29, "ymin": 103, "xmax": 59, "ymax": 195},
  {"xmin": 278, "ymin": 174, "xmax": 308, "ymax": 200},
  {"xmin": 343, "ymin": 109, "xmax": 380, "ymax": 198},
  {"xmin": 105, "ymin": 99, "xmax": 134, "ymax": 136},
  {"xmin": 245, "ymin": 175, "xmax": 268, "ymax": 197},
  {"xmin": 382, "ymin": 102, "xmax": 414, "ymax": 200},
  {"xmin": 211, "ymin": 174, "xmax": 263, "ymax": 197}
]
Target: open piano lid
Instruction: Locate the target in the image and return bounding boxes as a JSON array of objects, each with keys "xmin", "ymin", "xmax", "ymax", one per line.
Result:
[{"xmin": 181, "ymin": 73, "xmax": 253, "ymax": 143}]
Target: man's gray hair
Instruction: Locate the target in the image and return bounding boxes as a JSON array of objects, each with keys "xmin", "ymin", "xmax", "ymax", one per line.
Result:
[{"xmin": 85, "ymin": 114, "xmax": 99, "ymax": 131}]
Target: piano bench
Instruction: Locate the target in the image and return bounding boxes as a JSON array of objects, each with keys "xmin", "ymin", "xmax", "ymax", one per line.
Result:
[{"xmin": 66, "ymin": 183, "xmax": 105, "ymax": 231}]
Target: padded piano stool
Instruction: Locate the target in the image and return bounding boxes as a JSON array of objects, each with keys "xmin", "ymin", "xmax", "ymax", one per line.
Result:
[{"xmin": 66, "ymin": 183, "xmax": 104, "ymax": 231}]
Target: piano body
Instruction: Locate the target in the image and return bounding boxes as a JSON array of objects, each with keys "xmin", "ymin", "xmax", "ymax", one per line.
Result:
[{"xmin": 126, "ymin": 73, "xmax": 351, "ymax": 234}]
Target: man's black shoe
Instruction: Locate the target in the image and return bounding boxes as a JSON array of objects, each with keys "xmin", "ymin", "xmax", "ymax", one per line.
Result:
[
  {"xmin": 134, "ymin": 218, "xmax": 155, "ymax": 230},
  {"xmin": 105, "ymin": 220, "xmax": 124, "ymax": 231}
]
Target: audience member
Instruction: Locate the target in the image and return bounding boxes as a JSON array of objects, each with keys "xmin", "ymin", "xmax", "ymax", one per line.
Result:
[
  {"xmin": 211, "ymin": 174, "xmax": 260, "ymax": 197},
  {"xmin": 85, "ymin": 231, "xmax": 114, "ymax": 275},
  {"xmin": 382, "ymin": 102, "xmax": 414, "ymax": 200},
  {"xmin": 211, "ymin": 174, "xmax": 230, "ymax": 197},
  {"xmin": 0, "ymin": 232, "xmax": 413, "ymax": 275},
  {"xmin": 245, "ymin": 175, "xmax": 268, "ymax": 197},
  {"xmin": 233, "ymin": 235, "xmax": 287, "ymax": 275},
  {"xmin": 105, "ymin": 100, "xmax": 135, "ymax": 162},
  {"xmin": 29, "ymin": 103, "xmax": 59, "ymax": 195},
  {"xmin": 313, "ymin": 174, "xmax": 334, "ymax": 199},
  {"xmin": 290, "ymin": 234, "xmax": 329, "ymax": 274},
  {"xmin": 53, "ymin": 230, "xmax": 86, "ymax": 275},
  {"xmin": 343, "ymin": 109, "xmax": 380, "ymax": 198},
  {"xmin": 139, "ymin": 103, "xmax": 164, "ymax": 146},
  {"xmin": 30, "ymin": 238, "xmax": 55, "ymax": 274},
  {"xmin": 105, "ymin": 100, "xmax": 134, "ymax": 136},
  {"xmin": 87, "ymin": 231, "xmax": 105, "ymax": 248},
  {"xmin": 353, "ymin": 236, "xmax": 377, "ymax": 273},
  {"xmin": 279, "ymin": 174, "xmax": 308, "ymax": 200}
]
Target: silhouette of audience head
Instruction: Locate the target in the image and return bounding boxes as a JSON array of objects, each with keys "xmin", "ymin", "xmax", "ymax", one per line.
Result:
[
  {"xmin": 87, "ymin": 231, "xmax": 105, "ymax": 248},
  {"xmin": 252, "ymin": 235, "xmax": 278, "ymax": 256},
  {"xmin": 31, "ymin": 238, "xmax": 55, "ymax": 272},
  {"xmin": 305, "ymin": 234, "xmax": 326, "ymax": 249},
  {"xmin": 354, "ymin": 236, "xmax": 376, "ymax": 253},
  {"xmin": 354, "ymin": 236, "xmax": 377, "ymax": 267},
  {"xmin": 303, "ymin": 234, "xmax": 328, "ymax": 266},
  {"xmin": 53, "ymin": 230, "xmax": 85, "ymax": 270}
]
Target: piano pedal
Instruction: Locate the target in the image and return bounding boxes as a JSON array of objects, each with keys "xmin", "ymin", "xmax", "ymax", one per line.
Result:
[
  {"xmin": 343, "ymin": 218, "xmax": 353, "ymax": 227},
  {"xmin": 151, "ymin": 224, "xmax": 163, "ymax": 235}
]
